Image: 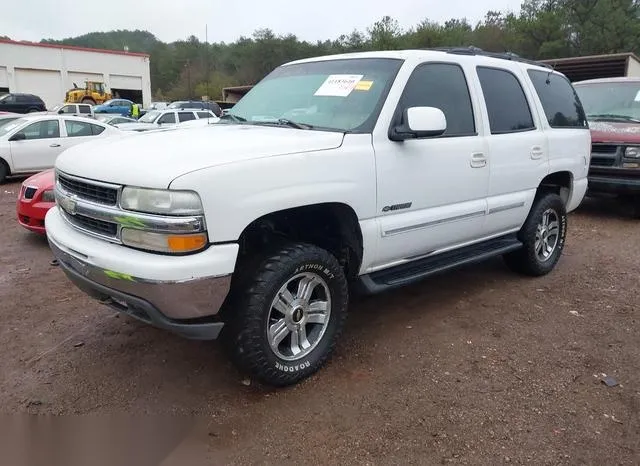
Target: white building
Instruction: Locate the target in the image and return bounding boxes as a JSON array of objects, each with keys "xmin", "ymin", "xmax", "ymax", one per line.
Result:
[{"xmin": 0, "ymin": 38, "xmax": 151, "ymax": 109}]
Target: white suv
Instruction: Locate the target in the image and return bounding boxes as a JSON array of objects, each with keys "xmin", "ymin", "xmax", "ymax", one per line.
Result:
[
  {"xmin": 45, "ymin": 48, "xmax": 591, "ymax": 386},
  {"xmin": 115, "ymin": 108, "xmax": 217, "ymax": 132}
]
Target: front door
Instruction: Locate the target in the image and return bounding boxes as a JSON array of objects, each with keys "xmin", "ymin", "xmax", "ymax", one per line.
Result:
[
  {"xmin": 371, "ymin": 61, "xmax": 490, "ymax": 270},
  {"xmin": 10, "ymin": 119, "xmax": 65, "ymax": 171}
]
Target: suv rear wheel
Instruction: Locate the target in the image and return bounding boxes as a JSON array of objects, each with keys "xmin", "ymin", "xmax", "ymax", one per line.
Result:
[
  {"xmin": 224, "ymin": 243, "xmax": 349, "ymax": 386},
  {"xmin": 503, "ymin": 192, "xmax": 567, "ymax": 276}
]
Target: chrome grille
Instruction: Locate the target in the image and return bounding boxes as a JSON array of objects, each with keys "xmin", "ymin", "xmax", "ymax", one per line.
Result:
[
  {"xmin": 58, "ymin": 174, "xmax": 118, "ymax": 205},
  {"xmin": 591, "ymin": 144, "xmax": 618, "ymax": 154},
  {"xmin": 69, "ymin": 213, "xmax": 118, "ymax": 237}
]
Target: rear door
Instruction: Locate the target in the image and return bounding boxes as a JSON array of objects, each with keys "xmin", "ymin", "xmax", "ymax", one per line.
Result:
[
  {"xmin": 474, "ymin": 65, "xmax": 548, "ymax": 236},
  {"xmin": 10, "ymin": 119, "xmax": 64, "ymax": 171}
]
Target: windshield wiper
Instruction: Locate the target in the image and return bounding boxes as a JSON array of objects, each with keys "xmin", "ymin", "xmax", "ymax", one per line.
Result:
[
  {"xmin": 588, "ymin": 114, "xmax": 640, "ymax": 123},
  {"xmin": 275, "ymin": 118, "xmax": 312, "ymax": 129}
]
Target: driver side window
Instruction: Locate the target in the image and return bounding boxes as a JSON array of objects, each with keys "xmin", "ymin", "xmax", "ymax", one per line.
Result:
[{"xmin": 396, "ymin": 63, "xmax": 476, "ymax": 137}]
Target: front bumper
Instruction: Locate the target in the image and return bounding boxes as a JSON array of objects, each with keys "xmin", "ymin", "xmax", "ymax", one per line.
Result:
[
  {"xmin": 46, "ymin": 207, "xmax": 238, "ymax": 340},
  {"xmin": 589, "ymin": 165, "xmax": 640, "ymax": 195},
  {"xmin": 17, "ymin": 198, "xmax": 54, "ymax": 234}
]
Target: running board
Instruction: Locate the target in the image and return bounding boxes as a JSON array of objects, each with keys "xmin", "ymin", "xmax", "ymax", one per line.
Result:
[{"xmin": 358, "ymin": 234, "xmax": 522, "ymax": 294}]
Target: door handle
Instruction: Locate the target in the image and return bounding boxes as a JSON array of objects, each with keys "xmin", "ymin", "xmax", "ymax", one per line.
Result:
[
  {"xmin": 49, "ymin": 143, "xmax": 61, "ymax": 148},
  {"xmin": 531, "ymin": 146, "xmax": 544, "ymax": 160},
  {"xmin": 470, "ymin": 152, "xmax": 487, "ymax": 168}
]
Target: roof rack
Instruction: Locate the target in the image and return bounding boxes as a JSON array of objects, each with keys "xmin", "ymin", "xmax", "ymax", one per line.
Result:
[{"xmin": 427, "ymin": 46, "xmax": 553, "ymax": 69}]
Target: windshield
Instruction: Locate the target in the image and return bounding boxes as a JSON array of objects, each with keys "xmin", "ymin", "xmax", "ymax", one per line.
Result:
[
  {"xmin": 139, "ymin": 111, "xmax": 161, "ymax": 123},
  {"xmin": 0, "ymin": 118, "xmax": 26, "ymax": 137},
  {"xmin": 168, "ymin": 102, "xmax": 187, "ymax": 108},
  {"xmin": 0, "ymin": 94, "xmax": 8, "ymax": 102},
  {"xmin": 574, "ymin": 81, "xmax": 640, "ymax": 122},
  {"xmin": 225, "ymin": 58, "xmax": 403, "ymax": 132}
]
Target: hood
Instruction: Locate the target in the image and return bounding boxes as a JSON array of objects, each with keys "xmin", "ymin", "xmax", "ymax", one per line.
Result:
[
  {"xmin": 24, "ymin": 168, "xmax": 54, "ymax": 189},
  {"xmin": 589, "ymin": 120, "xmax": 640, "ymax": 144},
  {"xmin": 55, "ymin": 124, "xmax": 345, "ymax": 188}
]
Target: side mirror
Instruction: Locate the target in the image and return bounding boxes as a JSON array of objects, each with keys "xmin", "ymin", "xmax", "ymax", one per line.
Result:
[
  {"xmin": 389, "ymin": 107, "xmax": 447, "ymax": 141},
  {"xmin": 10, "ymin": 132, "xmax": 26, "ymax": 141}
]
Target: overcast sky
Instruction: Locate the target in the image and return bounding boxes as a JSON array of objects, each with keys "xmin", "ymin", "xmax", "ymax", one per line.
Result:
[{"xmin": 2, "ymin": 0, "xmax": 523, "ymax": 44}]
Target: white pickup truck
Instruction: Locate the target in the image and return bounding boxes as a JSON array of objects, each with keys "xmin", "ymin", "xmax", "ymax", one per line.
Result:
[{"xmin": 45, "ymin": 48, "xmax": 591, "ymax": 386}]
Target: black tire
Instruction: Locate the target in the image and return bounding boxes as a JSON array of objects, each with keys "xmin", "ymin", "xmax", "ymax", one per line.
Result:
[
  {"xmin": 82, "ymin": 98, "xmax": 95, "ymax": 105},
  {"xmin": 0, "ymin": 160, "xmax": 8, "ymax": 184},
  {"xmin": 503, "ymin": 192, "xmax": 567, "ymax": 276},
  {"xmin": 223, "ymin": 243, "xmax": 349, "ymax": 387}
]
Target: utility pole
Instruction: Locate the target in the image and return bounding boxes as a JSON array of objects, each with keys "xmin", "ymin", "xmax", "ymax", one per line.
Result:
[
  {"xmin": 185, "ymin": 59, "xmax": 191, "ymax": 99},
  {"xmin": 205, "ymin": 24, "xmax": 210, "ymax": 100}
]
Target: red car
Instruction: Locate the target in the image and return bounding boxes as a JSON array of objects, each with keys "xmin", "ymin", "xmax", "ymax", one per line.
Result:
[
  {"xmin": 573, "ymin": 77, "xmax": 640, "ymax": 217},
  {"xmin": 16, "ymin": 169, "xmax": 55, "ymax": 234}
]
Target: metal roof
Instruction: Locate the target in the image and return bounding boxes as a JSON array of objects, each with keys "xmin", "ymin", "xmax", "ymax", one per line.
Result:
[
  {"xmin": 0, "ymin": 38, "xmax": 150, "ymax": 58},
  {"xmin": 541, "ymin": 52, "xmax": 640, "ymax": 82}
]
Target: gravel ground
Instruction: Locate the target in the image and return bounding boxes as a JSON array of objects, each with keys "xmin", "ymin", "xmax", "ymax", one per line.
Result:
[{"xmin": 1, "ymin": 179, "xmax": 639, "ymax": 465}]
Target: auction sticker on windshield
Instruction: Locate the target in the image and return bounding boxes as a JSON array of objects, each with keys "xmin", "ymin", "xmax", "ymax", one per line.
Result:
[{"xmin": 314, "ymin": 74, "xmax": 364, "ymax": 97}]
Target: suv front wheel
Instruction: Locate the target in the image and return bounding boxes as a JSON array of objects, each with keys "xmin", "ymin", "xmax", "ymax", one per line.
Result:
[
  {"xmin": 224, "ymin": 243, "xmax": 349, "ymax": 387},
  {"xmin": 503, "ymin": 192, "xmax": 567, "ymax": 276}
]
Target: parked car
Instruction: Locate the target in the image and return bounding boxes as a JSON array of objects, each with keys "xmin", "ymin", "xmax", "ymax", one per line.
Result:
[
  {"xmin": 149, "ymin": 101, "xmax": 169, "ymax": 110},
  {"xmin": 168, "ymin": 100, "xmax": 222, "ymax": 117},
  {"xmin": 48, "ymin": 103, "xmax": 94, "ymax": 117},
  {"xmin": 573, "ymin": 77, "xmax": 640, "ymax": 217},
  {"xmin": 93, "ymin": 99, "xmax": 133, "ymax": 116},
  {"xmin": 16, "ymin": 168, "xmax": 55, "ymax": 234},
  {"xmin": 95, "ymin": 114, "xmax": 137, "ymax": 126},
  {"xmin": 45, "ymin": 48, "xmax": 590, "ymax": 387},
  {"xmin": 0, "ymin": 114, "xmax": 121, "ymax": 183},
  {"xmin": 115, "ymin": 109, "xmax": 217, "ymax": 131},
  {"xmin": 0, "ymin": 93, "xmax": 46, "ymax": 114}
]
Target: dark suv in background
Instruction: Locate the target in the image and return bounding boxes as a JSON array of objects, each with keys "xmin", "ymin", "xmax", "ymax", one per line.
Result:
[{"xmin": 0, "ymin": 93, "xmax": 47, "ymax": 113}]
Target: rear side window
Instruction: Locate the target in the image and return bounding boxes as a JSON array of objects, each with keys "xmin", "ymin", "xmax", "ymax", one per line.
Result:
[
  {"xmin": 178, "ymin": 112, "xmax": 196, "ymax": 122},
  {"xmin": 65, "ymin": 120, "xmax": 93, "ymax": 137},
  {"xmin": 90, "ymin": 123, "xmax": 106, "ymax": 135},
  {"xmin": 79, "ymin": 105, "xmax": 91, "ymax": 114},
  {"xmin": 17, "ymin": 95, "xmax": 30, "ymax": 103},
  {"xmin": 197, "ymin": 112, "xmax": 212, "ymax": 119},
  {"xmin": 397, "ymin": 63, "xmax": 476, "ymax": 136},
  {"xmin": 477, "ymin": 67, "xmax": 535, "ymax": 134},
  {"xmin": 527, "ymin": 70, "xmax": 588, "ymax": 128}
]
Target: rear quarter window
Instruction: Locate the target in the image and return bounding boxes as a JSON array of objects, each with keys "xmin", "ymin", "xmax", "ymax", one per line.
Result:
[{"xmin": 527, "ymin": 70, "xmax": 588, "ymax": 128}]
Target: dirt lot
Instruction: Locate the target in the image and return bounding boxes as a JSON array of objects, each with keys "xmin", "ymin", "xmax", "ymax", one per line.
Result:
[{"xmin": 1, "ymin": 179, "xmax": 639, "ymax": 465}]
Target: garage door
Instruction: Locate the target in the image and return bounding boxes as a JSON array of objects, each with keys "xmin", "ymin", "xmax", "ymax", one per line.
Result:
[
  {"xmin": 14, "ymin": 68, "xmax": 63, "ymax": 110},
  {"xmin": 0, "ymin": 67, "xmax": 8, "ymax": 89},
  {"xmin": 67, "ymin": 72, "xmax": 104, "ymax": 91},
  {"xmin": 109, "ymin": 74, "xmax": 142, "ymax": 90}
]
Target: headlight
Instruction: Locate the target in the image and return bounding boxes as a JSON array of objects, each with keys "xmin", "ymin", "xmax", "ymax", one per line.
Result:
[
  {"xmin": 120, "ymin": 187, "xmax": 203, "ymax": 215},
  {"xmin": 625, "ymin": 146, "xmax": 640, "ymax": 158},
  {"xmin": 121, "ymin": 229, "xmax": 208, "ymax": 254},
  {"xmin": 42, "ymin": 189, "xmax": 55, "ymax": 202}
]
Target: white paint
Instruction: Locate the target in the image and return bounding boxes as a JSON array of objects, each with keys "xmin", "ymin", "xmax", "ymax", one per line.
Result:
[
  {"xmin": 626, "ymin": 55, "xmax": 640, "ymax": 78},
  {"xmin": 0, "ymin": 114, "xmax": 121, "ymax": 175},
  {"xmin": 0, "ymin": 41, "xmax": 151, "ymax": 109},
  {"xmin": 46, "ymin": 49, "xmax": 590, "ymax": 285},
  {"xmin": 406, "ymin": 106, "xmax": 446, "ymax": 133},
  {"xmin": 109, "ymin": 74, "xmax": 142, "ymax": 90}
]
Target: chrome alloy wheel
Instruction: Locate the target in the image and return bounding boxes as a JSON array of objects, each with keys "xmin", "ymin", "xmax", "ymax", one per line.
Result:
[
  {"xmin": 535, "ymin": 208, "xmax": 560, "ymax": 262},
  {"xmin": 266, "ymin": 272, "xmax": 331, "ymax": 361}
]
